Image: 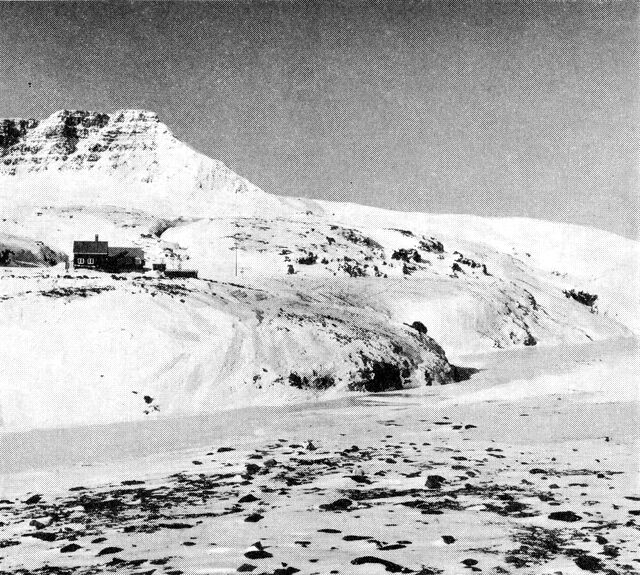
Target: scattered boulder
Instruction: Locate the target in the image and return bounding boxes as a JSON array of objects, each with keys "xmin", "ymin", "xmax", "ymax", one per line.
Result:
[
  {"xmin": 351, "ymin": 556, "xmax": 412, "ymax": 573},
  {"xmin": 319, "ymin": 498, "xmax": 353, "ymax": 511},
  {"xmin": 425, "ymin": 475, "xmax": 446, "ymax": 489},
  {"xmin": 409, "ymin": 321, "xmax": 428, "ymax": 335},
  {"xmin": 548, "ymin": 511, "xmax": 581, "ymax": 522},
  {"xmin": 564, "ymin": 289, "xmax": 598, "ymax": 308},
  {"xmin": 574, "ymin": 554, "xmax": 603, "ymax": 572},
  {"xmin": 97, "ymin": 546, "xmax": 124, "ymax": 556}
]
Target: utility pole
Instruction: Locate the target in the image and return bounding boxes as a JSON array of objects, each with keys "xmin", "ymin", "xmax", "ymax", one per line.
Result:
[{"xmin": 234, "ymin": 184, "xmax": 238, "ymax": 277}]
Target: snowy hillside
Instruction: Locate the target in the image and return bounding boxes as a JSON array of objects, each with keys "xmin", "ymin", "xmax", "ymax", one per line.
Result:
[
  {"xmin": 0, "ymin": 109, "xmax": 637, "ymax": 430},
  {"xmin": 0, "ymin": 109, "xmax": 307, "ymax": 217}
]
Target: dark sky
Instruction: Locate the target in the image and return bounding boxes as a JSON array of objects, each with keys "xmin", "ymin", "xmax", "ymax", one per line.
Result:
[{"xmin": 1, "ymin": 1, "xmax": 637, "ymax": 237}]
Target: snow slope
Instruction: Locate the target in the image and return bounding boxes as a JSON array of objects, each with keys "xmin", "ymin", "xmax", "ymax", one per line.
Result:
[
  {"xmin": 0, "ymin": 109, "xmax": 637, "ymax": 430},
  {"xmin": 0, "ymin": 269, "xmax": 451, "ymax": 430}
]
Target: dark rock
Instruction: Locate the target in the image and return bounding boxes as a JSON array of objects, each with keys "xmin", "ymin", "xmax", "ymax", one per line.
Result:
[
  {"xmin": 442, "ymin": 535, "xmax": 456, "ymax": 544},
  {"xmin": 24, "ymin": 494, "xmax": 42, "ymax": 505},
  {"xmin": 245, "ymin": 513, "xmax": 264, "ymax": 523},
  {"xmin": 238, "ymin": 494, "xmax": 260, "ymax": 503},
  {"xmin": 237, "ymin": 565, "xmax": 257, "ymax": 573},
  {"xmin": 158, "ymin": 522, "xmax": 194, "ymax": 530},
  {"xmin": 218, "ymin": 447, "xmax": 235, "ymax": 452},
  {"xmin": 462, "ymin": 558, "xmax": 479, "ymax": 566},
  {"xmin": 351, "ymin": 556, "xmax": 412, "ymax": 573},
  {"xmin": 320, "ymin": 498, "xmax": 353, "ymax": 511},
  {"xmin": 60, "ymin": 543, "xmax": 82, "ymax": 553},
  {"xmin": 425, "ymin": 475, "xmax": 446, "ymax": 489},
  {"xmin": 97, "ymin": 546, "xmax": 124, "ymax": 556},
  {"xmin": 548, "ymin": 511, "xmax": 581, "ymax": 522},
  {"xmin": 244, "ymin": 549, "xmax": 273, "ymax": 560},
  {"xmin": 574, "ymin": 554, "xmax": 603, "ymax": 572},
  {"xmin": 24, "ymin": 532, "xmax": 57, "ymax": 542}
]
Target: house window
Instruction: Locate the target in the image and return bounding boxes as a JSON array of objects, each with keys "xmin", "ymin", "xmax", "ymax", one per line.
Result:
[
  {"xmin": 77, "ymin": 258, "xmax": 84, "ymax": 264},
  {"xmin": 87, "ymin": 258, "xmax": 94, "ymax": 264}
]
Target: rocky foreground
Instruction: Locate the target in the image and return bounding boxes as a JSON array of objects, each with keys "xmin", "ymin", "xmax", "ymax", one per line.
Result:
[{"xmin": 1, "ymin": 341, "xmax": 638, "ymax": 575}]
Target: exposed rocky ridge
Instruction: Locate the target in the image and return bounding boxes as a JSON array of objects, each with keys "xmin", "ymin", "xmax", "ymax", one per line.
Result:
[
  {"xmin": 0, "ymin": 109, "xmax": 289, "ymax": 217},
  {"xmin": 0, "ymin": 232, "xmax": 67, "ymax": 267}
]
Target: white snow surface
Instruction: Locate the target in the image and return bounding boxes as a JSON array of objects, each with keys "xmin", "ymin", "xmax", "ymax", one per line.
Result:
[{"xmin": 0, "ymin": 109, "xmax": 637, "ymax": 430}]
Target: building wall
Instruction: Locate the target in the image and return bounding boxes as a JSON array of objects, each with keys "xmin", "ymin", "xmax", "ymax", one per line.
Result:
[{"xmin": 74, "ymin": 254, "xmax": 107, "ymax": 268}]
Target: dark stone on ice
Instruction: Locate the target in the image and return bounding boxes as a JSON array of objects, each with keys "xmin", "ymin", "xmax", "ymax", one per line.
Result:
[
  {"xmin": 461, "ymin": 558, "xmax": 479, "ymax": 566},
  {"xmin": 238, "ymin": 494, "xmax": 260, "ymax": 503},
  {"xmin": 24, "ymin": 532, "xmax": 57, "ymax": 542},
  {"xmin": 97, "ymin": 546, "xmax": 124, "ymax": 556},
  {"xmin": 320, "ymin": 498, "xmax": 353, "ymax": 511},
  {"xmin": 60, "ymin": 543, "xmax": 82, "ymax": 553},
  {"xmin": 351, "ymin": 556, "xmax": 412, "ymax": 573},
  {"xmin": 237, "ymin": 565, "xmax": 257, "ymax": 573},
  {"xmin": 24, "ymin": 494, "xmax": 42, "ymax": 505},
  {"xmin": 442, "ymin": 535, "xmax": 456, "ymax": 544},
  {"xmin": 548, "ymin": 511, "xmax": 582, "ymax": 522},
  {"xmin": 245, "ymin": 513, "xmax": 264, "ymax": 523},
  {"xmin": 244, "ymin": 549, "xmax": 273, "ymax": 560},
  {"xmin": 425, "ymin": 475, "xmax": 446, "ymax": 489},
  {"xmin": 574, "ymin": 554, "xmax": 603, "ymax": 572}
]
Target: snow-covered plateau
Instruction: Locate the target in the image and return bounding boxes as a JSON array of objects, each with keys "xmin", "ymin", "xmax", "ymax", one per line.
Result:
[{"xmin": 0, "ymin": 110, "xmax": 638, "ymax": 575}]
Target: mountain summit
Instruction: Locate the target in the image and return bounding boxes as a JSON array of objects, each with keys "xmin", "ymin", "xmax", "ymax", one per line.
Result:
[{"xmin": 0, "ymin": 109, "xmax": 298, "ymax": 217}]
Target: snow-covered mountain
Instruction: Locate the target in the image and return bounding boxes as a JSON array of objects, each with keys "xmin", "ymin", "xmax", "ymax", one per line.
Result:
[
  {"xmin": 0, "ymin": 109, "xmax": 308, "ymax": 217},
  {"xmin": 0, "ymin": 109, "xmax": 637, "ymax": 430}
]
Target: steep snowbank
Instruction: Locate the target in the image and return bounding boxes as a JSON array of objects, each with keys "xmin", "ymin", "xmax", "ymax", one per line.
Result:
[{"xmin": 0, "ymin": 270, "xmax": 451, "ymax": 430}]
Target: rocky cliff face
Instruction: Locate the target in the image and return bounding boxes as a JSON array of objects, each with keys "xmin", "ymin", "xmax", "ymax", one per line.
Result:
[
  {"xmin": 0, "ymin": 109, "xmax": 290, "ymax": 217},
  {"xmin": 1, "ymin": 110, "xmax": 170, "ymax": 174}
]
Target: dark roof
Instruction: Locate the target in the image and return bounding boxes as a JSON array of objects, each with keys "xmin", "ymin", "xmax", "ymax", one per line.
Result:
[
  {"xmin": 108, "ymin": 247, "xmax": 145, "ymax": 260},
  {"xmin": 73, "ymin": 240, "xmax": 108, "ymax": 255}
]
